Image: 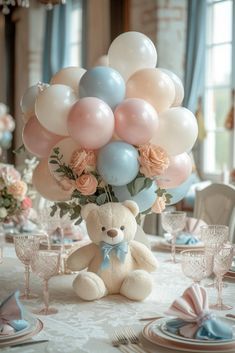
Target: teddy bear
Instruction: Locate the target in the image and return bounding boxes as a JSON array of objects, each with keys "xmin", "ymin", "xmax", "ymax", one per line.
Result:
[{"xmin": 66, "ymin": 200, "xmax": 158, "ymax": 301}]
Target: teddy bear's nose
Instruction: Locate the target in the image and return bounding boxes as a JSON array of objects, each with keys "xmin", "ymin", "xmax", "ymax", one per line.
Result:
[{"xmin": 107, "ymin": 229, "xmax": 118, "ymax": 238}]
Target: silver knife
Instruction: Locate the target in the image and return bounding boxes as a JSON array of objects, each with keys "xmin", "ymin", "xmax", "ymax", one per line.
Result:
[{"xmin": 9, "ymin": 340, "xmax": 49, "ymax": 348}]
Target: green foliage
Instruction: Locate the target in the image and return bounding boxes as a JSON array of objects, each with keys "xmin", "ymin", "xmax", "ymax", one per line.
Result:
[
  {"xmin": 49, "ymin": 148, "xmax": 75, "ymax": 180},
  {"xmin": 127, "ymin": 175, "xmax": 153, "ymax": 196}
]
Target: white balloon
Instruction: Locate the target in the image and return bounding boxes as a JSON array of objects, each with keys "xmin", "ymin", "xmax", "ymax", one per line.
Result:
[
  {"xmin": 152, "ymin": 107, "xmax": 198, "ymax": 156},
  {"xmin": 20, "ymin": 83, "xmax": 49, "ymax": 117},
  {"xmin": 108, "ymin": 31, "xmax": 157, "ymax": 81},
  {"xmin": 48, "ymin": 137, "xmax": 79, "ymax": 181},
  {"xmin": 50, "ymin": 67, "xmax": 86, "ymax": 96},
  {"xmin": 35, "ymin": 84, "xmax": 77, "ymax": 136},
  {"xmin": 0, "ymin": 103, "xmax": 7, "ymax": 117},
  {"xmin": 160, "ymin": 68, "xmax": 184, "ymax": 106}
]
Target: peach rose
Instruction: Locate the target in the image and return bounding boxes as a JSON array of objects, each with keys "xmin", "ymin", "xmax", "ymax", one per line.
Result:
[
  {"xmin": 138, "ymin": 143, "xmax": 169, "ymax": 178},
  {"xmin": 75, "ymin": 174, "xmax": 98, "ymax": 195},
  {"xmin": 58, "ymin": 177, "xmax": 76, "ymax": 192},
  {"xmin": 70, "ymin": 148, "xmax": 96, "ymax": 176},
  {"xmin": 7, "ymin": 180, "xmax": 27, "ymax": 201},
  {"xmin": 151, "ymin": 195, "xmax": 166, "ymax": 214}
]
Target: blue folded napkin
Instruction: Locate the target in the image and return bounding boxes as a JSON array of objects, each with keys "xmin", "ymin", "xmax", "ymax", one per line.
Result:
[
  {"xmin": 0, "ymin": 291, "xmax": 29, "ymax": 334},
  {"xmin": 166, "ymin": 316, "xmax": 233, "ymax": 340},
  {"xmin": 165, "ymin": 284, "xmax": 233, "ymax": 341},
  {"xmin": 167, "ymin": 233, "xmax": 199, "ymax": 245}
]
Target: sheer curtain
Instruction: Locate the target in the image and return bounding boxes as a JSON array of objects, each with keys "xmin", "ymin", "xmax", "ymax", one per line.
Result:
[
  {"xmin": 42, "ymin": 2, "xmax": 73, "ymax": 83},
  {"xmin": 183, "ymin": 0, "xmax": 206, "ymax": 113}
]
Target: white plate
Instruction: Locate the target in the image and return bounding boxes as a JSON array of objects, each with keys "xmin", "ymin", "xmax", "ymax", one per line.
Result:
[
  {"xmin": 0, "ymin": 313, "xmax": 38, "ymax": 342},
  {"xmin": 149, "ymin": 318, "xmax": 235, "ymax": 346},
  {"xmin": 160, "ymin": 317, "xmax": 235, "ymax": 344}
]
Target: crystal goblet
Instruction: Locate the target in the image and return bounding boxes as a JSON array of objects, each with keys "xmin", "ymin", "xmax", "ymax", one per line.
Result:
[
  {"xmin": 161, "ymin": 211, "xmax": 186, "ymax": 263},
  {"xmin": 201, "ymin": 225, "xmax": 229, "ymax": 287},
  {"xmin": 31, "ymin": 250, "xmax": 60, "ymax": 315},
  {"xmin": 181, "ymin": 249, "xmax": 213, "ymax": 284},
  {"xmin": 14, "ymin": 234, "xmax": 41, "ymax": 300},
  {"xmin": 210, "ymin": 243, "xmax": 234, "ymax": 310}
]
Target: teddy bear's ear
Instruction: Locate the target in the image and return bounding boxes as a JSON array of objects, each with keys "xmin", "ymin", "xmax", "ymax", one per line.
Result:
[
  {"xmin": 123, "ymin": 200, "xmax": 139, "ymax": 217},
  {"xmin": 81, "ymin": 203, "xmax": 98, "ymax": 220}
]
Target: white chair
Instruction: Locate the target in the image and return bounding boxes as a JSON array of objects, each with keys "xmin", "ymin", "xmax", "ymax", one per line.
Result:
[{"xmin": 194, "ymin": 183, "xmax": 235, "ymax": 243}]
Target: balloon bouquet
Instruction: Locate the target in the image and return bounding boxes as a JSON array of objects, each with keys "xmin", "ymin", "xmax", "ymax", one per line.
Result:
[
  {"xmin": 21, "ymin": 32, "xmax": 198, "ymax": 224},
  {"xmin": 0, "ymin": 103, "xmax": 15, "ymax": 156}
]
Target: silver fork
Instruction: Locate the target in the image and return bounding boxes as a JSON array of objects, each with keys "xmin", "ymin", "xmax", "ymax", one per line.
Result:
[
  {"xmin": 112, "ymin": 332, "xmax": 131, "ymax": 353},
  {"xmin": 124, "ymin": 328, "xmax": 153, "ymax": 353}
]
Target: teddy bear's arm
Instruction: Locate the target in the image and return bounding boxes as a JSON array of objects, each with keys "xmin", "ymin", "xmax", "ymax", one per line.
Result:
[
  {"xmin": 130, "ymin": 240, "xmax": 158, "ymax": 272},
  {"xmin": 66, "ymin": 243, "xmax": 97, "ymax": 271}
]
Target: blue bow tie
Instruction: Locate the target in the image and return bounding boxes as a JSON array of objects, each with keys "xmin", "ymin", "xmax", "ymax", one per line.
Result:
[{"xmin": 100, "ymin": 241, "xmax": 128, "ymax": 270}]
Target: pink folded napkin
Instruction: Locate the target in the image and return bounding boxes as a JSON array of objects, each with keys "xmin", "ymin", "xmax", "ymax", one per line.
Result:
[
  {"xmin": 183, "ymin": 217, "xmax": 207, "ymax": 237},
  {"xmin": 165, "ymin": 284, "xmax": 232, "ymax": 340}
]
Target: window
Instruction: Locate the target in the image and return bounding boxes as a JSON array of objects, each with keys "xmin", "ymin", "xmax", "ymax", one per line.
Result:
[
  {"xmin": 68, "ymin": 0, "xmax": 83, "ymax": 67},
  {"xmin": 203, "ymin": 0, "xmax": 234, "ymax": 178}
]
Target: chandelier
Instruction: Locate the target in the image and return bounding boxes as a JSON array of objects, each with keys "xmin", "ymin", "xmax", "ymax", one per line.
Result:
[{"xmin": 0, "ymin": 0, "xmax": 66, "ymax": 15}]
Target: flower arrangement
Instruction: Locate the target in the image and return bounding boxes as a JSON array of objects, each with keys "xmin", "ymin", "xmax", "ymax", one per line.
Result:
[
  {"xmin": 20, "ymin": 31, "xmax": 198, "ymax": 225},
  {"xmin": 0, "ymin": 103, "xmax": 15, "ymax": 154},
  {"xmin": 0, "ymin": 164, "xmax": 32, "ymax": 222},
  {"xmin": 48, "ymin": 143, "xmax": 172, "ymax": 224}
]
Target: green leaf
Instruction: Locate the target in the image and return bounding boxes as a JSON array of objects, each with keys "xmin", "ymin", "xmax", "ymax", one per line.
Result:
[
  {"xmin": 49, "ymin": 160, "xmax": 59, "ymax": 164},
  {"xmin": 13, "ymin": 144, "xmax": 25, "ymax": 154},
  {"xmin": 75, "ymin": 217, "xmax": 83, "ymax": 225},
  {"xmin": 141, "ymin": 207, "xmax": 152, "ymax": 215},
  {"xmin": 96, "ymin": 193, "xmax": 107, "ymax": 205},
  {"xmin": 53, "ymin": 147, "xmax": 60, "ymax": 155},
  {"xmin": 132, "ymin": 177, "xmax": 146, "ymax": 195},
  {"xmin": 144, "ymin": 178, "xmax": 153, "ymax": 189},
  {"xmin": 127, "ymin": 180, "xmax": 135, "ymax": 196},
  {"xmin": 50, "ymin": 205, "xmax": 57, "ymax": 217}
]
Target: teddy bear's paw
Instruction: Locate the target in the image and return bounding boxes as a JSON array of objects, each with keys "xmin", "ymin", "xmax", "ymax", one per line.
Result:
[
  {"xmin": 120, "ymin": 270, "xmax": 153, "ymax": 301},
  {"xmin": 73, "ymin": 272, "xmax": 107, "ymax": 301}
]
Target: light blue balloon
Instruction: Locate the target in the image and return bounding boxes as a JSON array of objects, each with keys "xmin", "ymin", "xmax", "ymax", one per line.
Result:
[
  {"xmin": 0, "ymin": 131, "xmax": 12, "ymax": 149},
  {"xmin": 79, "ymin": 66, "xmax": 125, "ymax": 109},
  {"xmin": 167, "ymin": 173, "xmax": 198, "ymax": 205},
  {"xmin": 97, "ymin": 141, "xmax": 139, "ymax": 186},
  {"xmin": 113, "ymin": 182, "xmax": 157, "ymax": 213}
]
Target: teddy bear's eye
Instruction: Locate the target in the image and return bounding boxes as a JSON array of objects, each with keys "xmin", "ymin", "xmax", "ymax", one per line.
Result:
[
  {"xmin": 101, "ymin": 226, "xmax": 106, "ymax": 231},
  {"xmin": 120, "ymin": 225, "xmax": 125, "ymax": 230}
]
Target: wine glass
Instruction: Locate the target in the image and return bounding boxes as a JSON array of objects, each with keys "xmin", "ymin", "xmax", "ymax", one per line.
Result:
[
  {"xmin": 210, "ymin": 243, "xmax": 234, "ymax": 310},
  {"xmin": 161, "ymin": 211, "xmax": 186, "ymax": 263},
  {"xmin": 181, "ymin": 249, "xmax": 213, "ymax": 284},
  {"xmin": 201, "ymin": 225, "xmax": 229, "ymax": 287},
  {"xmin": 31, "ymin": 250, "xmax": 60, "ymax": 315},
  {"xmin": 14, "ymin": 234, "xmax": 41, "ymax": 300}
]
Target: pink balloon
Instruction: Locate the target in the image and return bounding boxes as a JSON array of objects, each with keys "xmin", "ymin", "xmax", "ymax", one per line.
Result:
[
  {"xmin": 114, "ymin": 98, "xmax": 159, "ymax": 145},
  {"xmin": 157, "ymin": 153, "xmax": 192, "ymax": 189},
  {"xmin": 67, "ymin": 97, "xmax": 114, "ymax": 149},
  {"xmin": 22, "ymin": 116, "xmax": 63, "ymax": 158},
  {"xmin": 32, "ymin": 159, "xmax": 73, "ymax": 201}
]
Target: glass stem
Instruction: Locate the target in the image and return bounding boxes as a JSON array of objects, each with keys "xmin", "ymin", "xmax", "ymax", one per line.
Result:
[
  {"xmin": 24, "ymin": 264, "xmax": 30, "ymax": 298},
  {"xmin": 43, "ymin": 279, "xmax": 49, "ymax": 314},
  {"xmin": 171, "ymin": 233, "xmax": 176, "ymax": 263},
  {"xmin": 217, "ymin": 276, "xmax": 223, "ymax": 308}
]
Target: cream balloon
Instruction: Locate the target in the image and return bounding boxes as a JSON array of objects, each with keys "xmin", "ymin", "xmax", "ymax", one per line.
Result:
[
  {"xmin": 108, "ymin": 31, "xmax": 157, "ymax": 81},
  {"xmin": 0, "ymin": 103, "xmax": 7, "ymax": 117},
  {"xmin": 35, "ymin": 84, "xmax": 77, "ymax": 136},
  {"xmin": 126, "ymin": 68, "xmax": 175, "ymax": 113},
  {"xmin": 50, "ymin": 67, "xmax": 86, "ymax": 96},
  {"xmin": 33, "ymin": 158, "xmax": 73, "ymax": 201},
  {"xmin": 94, "ymin": 55, "xmax": 109, "ymax": 67},
  {"xmin": 48, "ymin": 137, "xmax": 79, "ymax": 181},
  {"xmin": 160, "ymin": 68, "xmax": 184, "ymax": 106},
  {"xmin": 152, "ymin": 107, "xmax": 198, "ymax": 155}
]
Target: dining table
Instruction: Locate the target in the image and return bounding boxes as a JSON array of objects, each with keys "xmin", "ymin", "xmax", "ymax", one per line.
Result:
[{"xmin": 0, "ymin": 235, "xmax": 235, "ymax": 353}]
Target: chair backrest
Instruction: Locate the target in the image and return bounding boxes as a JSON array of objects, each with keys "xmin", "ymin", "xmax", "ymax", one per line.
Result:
[{"xmin": 193, "ymin": 183, "xmax": 235, "ymax": 242}]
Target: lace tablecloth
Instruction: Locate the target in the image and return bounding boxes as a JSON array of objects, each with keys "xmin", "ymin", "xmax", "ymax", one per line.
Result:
[{"xmin": 1, "ymin": 237, "xmax": 235, "ymax": 353}]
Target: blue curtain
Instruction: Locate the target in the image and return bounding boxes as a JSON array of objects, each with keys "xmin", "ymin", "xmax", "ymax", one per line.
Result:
[
  {"xmin": 43, "ymin": 2, "xmax": 72, "ymax": 83},
  {"xmin": 183, "ymin": 0, "xmax": 207, "ymax": 113}
]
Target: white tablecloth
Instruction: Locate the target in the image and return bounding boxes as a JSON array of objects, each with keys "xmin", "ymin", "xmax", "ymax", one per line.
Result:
[{"xmin": 0, "ymin": 237, "xmax": 235, "ymax": 353}]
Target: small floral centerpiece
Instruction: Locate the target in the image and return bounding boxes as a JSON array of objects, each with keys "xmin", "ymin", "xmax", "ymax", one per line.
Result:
[
  {"xmin": 49, "ymin": 143, "xmax": 172, "ymax": 224},
  {"xmin": 0, "ymin": 164, "xmax": 32, "ymax": 222}
]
